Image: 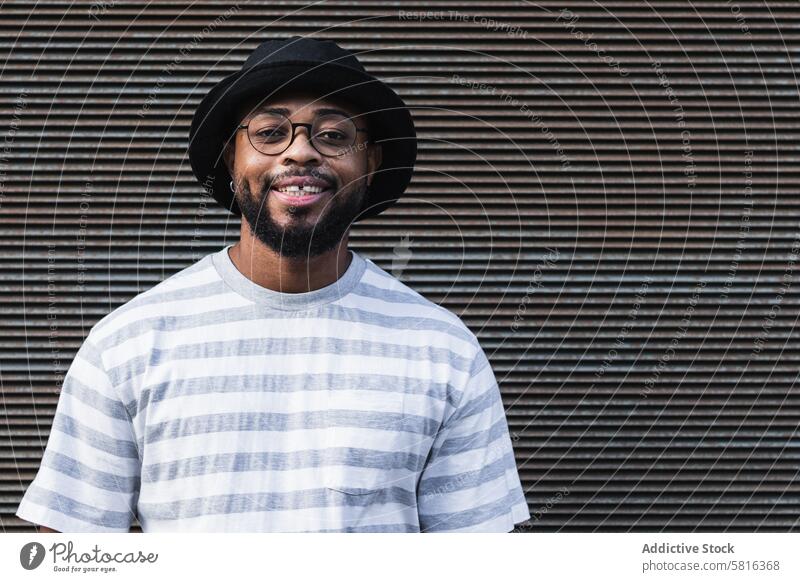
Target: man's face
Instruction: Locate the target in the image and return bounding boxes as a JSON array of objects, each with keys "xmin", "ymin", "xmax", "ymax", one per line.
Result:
[{"xmin": 223, "ymin": 89, "xmax": 382, "ymax": 259}]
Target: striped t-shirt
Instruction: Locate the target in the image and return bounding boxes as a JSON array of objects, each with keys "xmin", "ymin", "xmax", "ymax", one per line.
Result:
[{"xmin": 17, "ymin": 244, "xmax": 530, "ymax": 533}]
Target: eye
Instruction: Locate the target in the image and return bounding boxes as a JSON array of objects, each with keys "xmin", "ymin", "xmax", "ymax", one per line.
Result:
[
  {"xmin": 317, "ymin": 130, "xmax": 347, "ymax": 141},
  {"xmin": 254, "ymin": 127, "xmax": 287, "ymax": 142}
]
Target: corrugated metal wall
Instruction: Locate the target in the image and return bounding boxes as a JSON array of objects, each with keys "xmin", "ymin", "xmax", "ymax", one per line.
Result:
[{"xmin": 2, "ymin": 1, "xmax": 799, "ymax": 532}]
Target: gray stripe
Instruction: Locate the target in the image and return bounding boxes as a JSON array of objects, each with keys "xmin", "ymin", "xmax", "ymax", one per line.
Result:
[
  {"xmin": 42, "ymin": 449, "xmax": 140, "ymax": 493},
  {"xmin": 437, "ymin": 417, "xmax": 509, "ymax": 457},
  {"xmin": 62, "ymin": 375, "xmax": 129, "ymax": 421},
  {"xmin": 328, "ymin": 486, "xmax": 416, "ymax": 507},
  {"xmin": 351, "ymin": 276, "xmax": 441, "ymax": 309},
  {"xmin": 76, "ymin": 335, "xmax": 106, "ymax": 370},
  {"xmin": 24, "ymin": 484, "xmax": 134, "ymax": 529},
  {"xmin": 127, "ymin": 373, "xmax": 456, "ymax": 419},
  {"xmin": 144, "ymin": 410, "xmax": 440, "ymax": 445},
  {"xmin": 91, "ymin": 258, "xmax": 217, "ymax": 328},
  {"xmin": 103, "ymin": 280, "xmax": 227, "ymax": 323},
  {"xmin": 97, "ymin": 303, "xmax": 476, "ymax": 361},
  {"xmin": 452, "ymin": 380, "xmax": 501, "ymax": 421},
  {"xmin": 108, "ymin": 336, "xmax": 473, "ymax": 387},
  {"xmin": 468, "ymin": 347, "xmax": 491, "ymax": 377},
  {"xmin": 138, "ymin": 486, "xmax": 415, "ymax": 519},
  {"xmin": 142, "ymin": 447, "xmax": 425, "ymax": 482},
  {"xmin": 418, "ymin": 450, "xmax": 518, "ymax": 497},
  {"xmin": 419, "ymin": 488, "xmax": 523, "ymax": 532},
  {"xmin": 304, "ymin": 523, "xmax": 419, "ymax": 533},
  {"xmin": 53, "ymin": 414, "xmax": 140, "ymax": 460}
]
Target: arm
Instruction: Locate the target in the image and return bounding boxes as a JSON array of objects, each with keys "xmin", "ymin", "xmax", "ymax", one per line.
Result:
[
  {"xmin": 416, "ymin": 347, "xmax": 530, "ymax": 532},
  {"xmin": 15, "ymin": 336, "xmax": 141, "ymax": 533}
]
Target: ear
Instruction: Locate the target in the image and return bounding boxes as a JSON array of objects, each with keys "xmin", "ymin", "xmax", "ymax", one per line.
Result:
[
  {"xmin": 223, "ymin": 139, "xmax": 236, "ymax": 176},
  {"xmin": 366, "ymin": 143, "xmax": 382, "ymax": 187}
]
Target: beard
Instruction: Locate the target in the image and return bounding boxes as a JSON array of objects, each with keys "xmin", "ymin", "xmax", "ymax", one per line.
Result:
[{"xmin": 234, "ymin": 175, "xmax": 367, "ymax": 259}]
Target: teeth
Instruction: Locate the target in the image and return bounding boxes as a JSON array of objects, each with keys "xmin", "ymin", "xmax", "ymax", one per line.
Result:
[{"xmin": 276, "ymin": 184, "xmax": 325, "ymax": 195}]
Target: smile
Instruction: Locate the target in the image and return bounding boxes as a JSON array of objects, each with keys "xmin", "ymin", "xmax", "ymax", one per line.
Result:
[{"xmin": 270, "ymin": 185, "xmax": 334, "ymax": 207}]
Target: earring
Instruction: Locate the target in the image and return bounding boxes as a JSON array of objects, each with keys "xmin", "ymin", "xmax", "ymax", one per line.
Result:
[{"xmin": 229, "ymin": 180, "xmax": 235, "ymax": 193}]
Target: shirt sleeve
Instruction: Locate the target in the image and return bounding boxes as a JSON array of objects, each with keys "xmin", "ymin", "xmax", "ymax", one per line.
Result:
[
  {"xmin": 416, "ymin": 346, "xmax": 530, "ymax": 532},
  {"xmin": 16, "ymin": 332, "xmax": 141, "ymax": 532}
]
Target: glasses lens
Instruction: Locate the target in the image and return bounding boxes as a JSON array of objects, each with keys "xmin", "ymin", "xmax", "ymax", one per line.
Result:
[
  {"xmin": 311, "ymin": 114, "xmax": 357, "ymax": 155},
  {"xmin": 248, "ymin": 113, "xmax": 292, "ymax": 154}
]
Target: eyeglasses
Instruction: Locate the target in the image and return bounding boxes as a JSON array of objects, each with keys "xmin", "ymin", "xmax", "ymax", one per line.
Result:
[{"xmin": 236, "ymin": 112, "xmax": 369, "ymax": 158}]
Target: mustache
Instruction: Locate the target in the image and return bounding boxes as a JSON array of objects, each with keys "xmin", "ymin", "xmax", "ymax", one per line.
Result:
[{"xmin": 266, "ymin": 170, "xmax": 336, "ymax": 190}]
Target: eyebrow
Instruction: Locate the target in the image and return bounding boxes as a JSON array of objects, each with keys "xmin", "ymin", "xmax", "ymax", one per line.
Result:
[{"xmin": 251, "ymin": 106, "xmax": 354, "ymax": 118}]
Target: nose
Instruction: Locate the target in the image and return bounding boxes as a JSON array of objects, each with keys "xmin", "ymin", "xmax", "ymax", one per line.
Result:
[{"xmin": 280, "ymin": 125, "xmax": 322, "ymax": 166}]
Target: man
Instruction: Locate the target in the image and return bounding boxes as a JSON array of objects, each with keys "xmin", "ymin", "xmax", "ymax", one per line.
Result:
[{"xmin": 17, "ymin": 36, "xmax": 530, "ymax": 533}]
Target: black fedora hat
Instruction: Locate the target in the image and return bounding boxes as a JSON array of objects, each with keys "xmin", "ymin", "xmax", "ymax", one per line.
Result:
[{"xmin": 188, "ymin": 36, "xmax": 417, "ymax": 222}]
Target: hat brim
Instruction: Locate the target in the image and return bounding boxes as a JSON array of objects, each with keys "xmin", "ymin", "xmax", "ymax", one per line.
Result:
[{"xmin": 188, "ymin": 60, "xmax": 416, "ymax": 222}]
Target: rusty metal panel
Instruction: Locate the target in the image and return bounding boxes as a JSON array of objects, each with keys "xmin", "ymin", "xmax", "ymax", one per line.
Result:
[{"xmin": 2, "ymin": 0, "xmax": 799, "ymax": 532}]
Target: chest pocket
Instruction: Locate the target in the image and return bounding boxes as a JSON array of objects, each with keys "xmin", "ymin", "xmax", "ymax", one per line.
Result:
[{"xmin": 323, "ymin": 387, "xmax": 417, "ymax": 495}]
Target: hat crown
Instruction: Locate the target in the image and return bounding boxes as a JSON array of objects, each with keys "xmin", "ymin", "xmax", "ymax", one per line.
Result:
[{"xmin": 242, "ymin": 36, "xmax": 365, "ymax": 74}]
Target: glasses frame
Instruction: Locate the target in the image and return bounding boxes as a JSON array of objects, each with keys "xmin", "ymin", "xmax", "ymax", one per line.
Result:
[{"xmin": 236, "ymin": 112, "xmax": 370, "ymax": 158}]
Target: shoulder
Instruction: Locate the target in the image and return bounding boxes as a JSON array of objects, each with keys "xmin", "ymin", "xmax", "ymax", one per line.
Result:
[
  {"xmin": 87, "ymin": 251, "xmax": 223, "ymax": 350},
  {"xmin": 357, "ymin": 255, "xmax": 484, "ymax": 356}
]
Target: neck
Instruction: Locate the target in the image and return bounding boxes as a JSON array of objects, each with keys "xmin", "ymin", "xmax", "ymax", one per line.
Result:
[{"xmin": 228, "ymin": 230, "xmax": 353, "ymax": 294}]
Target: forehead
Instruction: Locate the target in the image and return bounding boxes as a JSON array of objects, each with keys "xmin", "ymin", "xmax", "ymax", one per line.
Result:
[{"xmin": 236, "ymin": 90, "xmax": 361, "ymax": 120}]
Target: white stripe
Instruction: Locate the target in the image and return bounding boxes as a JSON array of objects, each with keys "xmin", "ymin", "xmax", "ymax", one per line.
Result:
[
  {"xmin": 93, "ymin": 290, "xmax": 251, "ymax": 343},
  {"xmin": 49, "ymin": 431, "xmax": 139, "ymax": 476},
  {"xmin": 138, "ymin": 468, "xmax": 415, "ymax": 502},
  {"xmin": 336, "ymin": 291, "xmax": 470, "ymax": 332},
  {"xmin": 139, "ymin": 502, "xmax": 417, "ymax": 533},
  {"xmin": 142, "ymin": 427, "xmax": 432, "ymax": 463},
  {"xmin": 56, "ymin": 391, "xmax": 136, "ymax": 445},
  {"xmin": 138, "ymin": 353, "xmax": 468, "ymax": 392},
  {"xmin": 146, "ymin": 386, "xmax": 439, "ymax": 419},
  {"xmin": 420, "ymin": 468, "xmax": 519, "ymax": 515},
  {"xmin": 29, "ymin": 466, "xmax": 136, "ymax": 512},
  {"xmin": 103, "ymin": 317, "xmax": 476, "ymax": 368},
  {"xmin": 423, "ymin": 433, "xmax": 510, "ymax": 479},
  {"xmin": 427, "ymin": 509, "xmax": 515, "ymax": 533},
  {"xmin": 17, "ymin": 498, "xmax": 128, "ymax": 533},
  {"xmin": 67, "ymin": 352, "xmax": 111, "ymax": 389}
]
